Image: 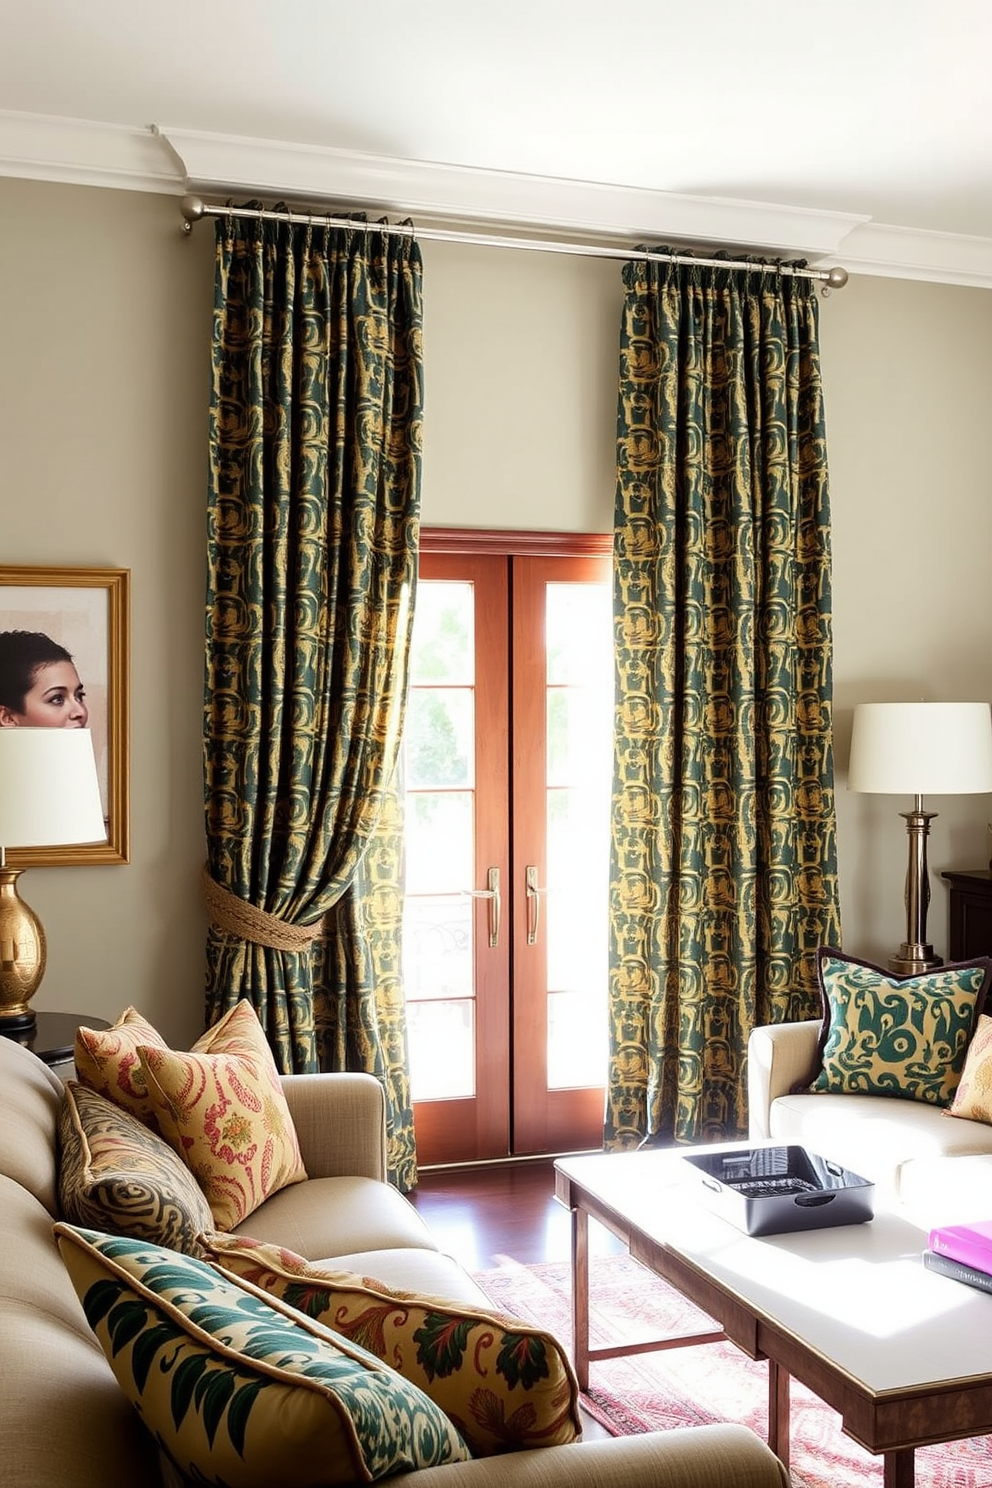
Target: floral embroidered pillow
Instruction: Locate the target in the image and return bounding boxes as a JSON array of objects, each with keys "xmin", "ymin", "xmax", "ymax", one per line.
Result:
[
  {"xmin": 74, "ymin": 1006, "xmax": 169, "ymax": 1131},
  {"xmin": 55, "ymin": 1225, "xmax": 469, "ymax": 1487},
  {"xmin": 948, "ymin": 1014, "xmax": 992, "ymax": 1123},
  {"xmin": 201, "ymin": 1231, "xmax": 581, "ymax": 1457},
  {"xmin": 136, "ymin": 1003, "xmax": 306, "ymax": 1229},
  {"xmin": 74, "ymin": 1001, "xmax": 271, "ymax": 1133}
]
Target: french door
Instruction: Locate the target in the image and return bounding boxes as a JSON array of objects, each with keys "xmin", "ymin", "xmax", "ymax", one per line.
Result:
[{"xmin": 401, "ymin": 534, "xmax": 612, "ymax": 1166}]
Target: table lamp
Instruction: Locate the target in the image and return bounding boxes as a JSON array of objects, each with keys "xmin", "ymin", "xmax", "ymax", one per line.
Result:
[
  {"xmin": 0, "ymin": 728, "xmax": 107, "ymax": 1030},
  {"xmin": 848, "ymin": 701, "xmax": 992, "ymax": 974}
]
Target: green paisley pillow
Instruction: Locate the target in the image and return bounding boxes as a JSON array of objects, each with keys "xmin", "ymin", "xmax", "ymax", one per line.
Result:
[
  {"xmin": 201, "ymin": 1232, "xmax": 581, "ymax": 1457},
  {"xmin": 54, "ymin": 1225, "xmax": 470, "ymax": 1488},
  {"xmin": 58, "ymin": 1082, "xmax": 213, "ymax": 1255},
  {"xmin": 808, "ymin": 948, "xmax": 992, "ymax": 1106}
]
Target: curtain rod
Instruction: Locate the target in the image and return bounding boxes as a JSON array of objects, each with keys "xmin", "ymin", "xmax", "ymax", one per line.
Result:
[{"xmin": 179, "ymin": 194, "xmax": 849, "ymax": 290}]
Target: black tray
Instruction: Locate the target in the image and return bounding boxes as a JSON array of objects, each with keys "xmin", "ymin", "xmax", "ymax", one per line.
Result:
[{"xmin": 683, "ymin": 1145, "xmax": 874, "ymax": 1236}]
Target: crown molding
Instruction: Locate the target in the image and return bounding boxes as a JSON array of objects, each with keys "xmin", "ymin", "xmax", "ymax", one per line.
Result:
[
  {"xmin": 833, "ymin": 220, "xmax": 992, "ymax": 289},
  {"xmin": 156, "ymin": 125, "xmax": 865, "ymax": 260},
  {"xmin": 2, "ymin": 110, "xmax": 992, "ymax": 288},
  {"xmin": 0, "ymin": 109, "xmax": 180, "ymax": 194}
]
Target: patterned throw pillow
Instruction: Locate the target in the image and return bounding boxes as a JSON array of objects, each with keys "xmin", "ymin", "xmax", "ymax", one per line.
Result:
[
  {"xmin": 807, "ymin": 948, "xmax": 992, "ymax": 1106},
  {"xmin": 947, "ymin": 1013, "xmax": 992, "ymax": 1122},
  {"xmin": 54, "ymin": 1225, "xmax": 470, "ymax": 1488},
  {"xmin": 201, "ymin": 1232, "xmax": 581, "ymax": 1457},
  {"xmin": 136, "ymin": 1004, "xmax": 307, "ymax": 1230},
  {"xmin": 74, "ymin": 1006, "xmax": 169, "ymax": 1130},
  {"xmin": 58, "ymin": 1082, "xmax": 213, "ymax": 1255}
]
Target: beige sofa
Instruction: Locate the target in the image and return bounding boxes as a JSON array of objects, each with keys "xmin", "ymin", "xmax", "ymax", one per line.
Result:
[
  {"xmin": 748, "ymin": 1019, "xmax": 992, "ymax": 1224},
  {"xmin": 1, "ymin": 1033, "xmax": 788, "ymax": 1488}
]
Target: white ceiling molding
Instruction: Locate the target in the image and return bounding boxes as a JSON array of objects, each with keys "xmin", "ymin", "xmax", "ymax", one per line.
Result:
[
  {"xmin": 0, "ymin": 110, "xmax": 180, "ymax": 195},
  {"xmin": 832, "ymin": 220, "xmax": 992, "ymax": 290},
  {"xmin": 156, "ymin": 125, "xmax": 865, "ymax": 260},
  {"xmin": 3, "ymin": 110, "xmax": 992, "ymax": 288}
]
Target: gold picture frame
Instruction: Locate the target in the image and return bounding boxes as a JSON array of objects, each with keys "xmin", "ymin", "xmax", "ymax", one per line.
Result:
[{"xmin": 0, "ymin": 565, "xmax": 130, "ymax": 866}]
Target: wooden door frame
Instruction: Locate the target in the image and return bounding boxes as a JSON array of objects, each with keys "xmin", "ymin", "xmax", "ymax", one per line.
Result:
[
  {"xmin": 421, "ymin": 529, "xmax": 611, "ymax": 558},
  {"xmin": 411, "ymin": 529, "xmax": 613, "ymax": 1165}
]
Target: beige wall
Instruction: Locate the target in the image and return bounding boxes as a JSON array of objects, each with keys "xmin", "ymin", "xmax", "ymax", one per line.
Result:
[
  {"xmin": 1, "ymin": 178, "xmax": 214, "ymax": 1043},
  {"xmin": 822, "ymin": 275, "xmax": 992, "ymax": 964},
  {"xmin": 2, "ymin": 175, "xmax": 991, "ymax": 1047}
]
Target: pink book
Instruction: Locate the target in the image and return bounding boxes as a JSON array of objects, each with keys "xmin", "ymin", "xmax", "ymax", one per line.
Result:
[{"xmin": 929, "ymin": 1220, "xmax": 992, "ymax": 1277}]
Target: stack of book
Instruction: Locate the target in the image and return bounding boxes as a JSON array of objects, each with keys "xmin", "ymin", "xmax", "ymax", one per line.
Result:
[{"xmin": 925, "ymin": 1219, "xmax": 992, "ymax": 1295}]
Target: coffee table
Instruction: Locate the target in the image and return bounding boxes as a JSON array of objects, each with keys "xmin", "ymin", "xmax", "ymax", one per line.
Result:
[{"xmin": 555, "ymin": 1144, "xmax": 992, "ymax": 1488}]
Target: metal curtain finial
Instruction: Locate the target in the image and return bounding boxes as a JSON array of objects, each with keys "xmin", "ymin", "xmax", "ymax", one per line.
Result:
[
  {"xmin": 821, "ymin": 265, "xmax": 850, "ymax": 296},
  {"xmin": 180, "ymin": 194, "xmax": 206, "ymax": 236}
]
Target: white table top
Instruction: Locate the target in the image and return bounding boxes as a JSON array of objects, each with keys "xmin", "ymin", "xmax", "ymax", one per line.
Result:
[{"xmin": 556, "ymin": 1145, "xmax": 992, "ymax": 1397}]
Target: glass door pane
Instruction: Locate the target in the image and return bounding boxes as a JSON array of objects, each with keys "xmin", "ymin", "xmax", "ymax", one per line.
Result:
[
  {"xmin": 402, "ymin": 553, "xmax": 511, "ymax": 1165},
  {"xmin": 511, "ymin": 552, "xmax": 612, "ymax": 1157},
  {"xmin": 545, "ymin": 581, "xmax": 613, "ymax": 1089},
  {"xmin": 402, "ymin": 583, "xmax": 476, "ymax": 1100}
]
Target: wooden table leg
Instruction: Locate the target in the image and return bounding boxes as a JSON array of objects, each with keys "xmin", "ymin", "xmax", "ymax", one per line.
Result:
[
  {"xmin": 767, "ymin": 1358, "xmax": 790, "ymax": 1469},
  {"xmin": 570, "ymin": 1201, "xmax": 590, "ymax": 1391},
  {"xmin": 883, "ymin": 1447, "xmax": 915, "ymax": 1488}
]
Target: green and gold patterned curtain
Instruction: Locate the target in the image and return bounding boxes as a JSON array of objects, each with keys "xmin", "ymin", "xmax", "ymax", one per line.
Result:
[
  {"xmin": 608, "ymin": 253, "xmax": 841, "ymax": 1150},
  {"xmin": 204, "ymin": 209, "xmax": 422, "ymax": 1187}
]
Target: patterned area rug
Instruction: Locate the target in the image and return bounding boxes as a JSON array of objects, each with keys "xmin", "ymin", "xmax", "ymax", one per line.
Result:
[{"xmin": 473, "ymin": 1251, "xmax": 992, "ymax": 1488}]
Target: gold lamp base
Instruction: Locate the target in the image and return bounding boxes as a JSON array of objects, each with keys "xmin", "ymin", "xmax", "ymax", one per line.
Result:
[{"xmin": 0, "ymin": 866, "xmax": 47, "ymax": 1029}]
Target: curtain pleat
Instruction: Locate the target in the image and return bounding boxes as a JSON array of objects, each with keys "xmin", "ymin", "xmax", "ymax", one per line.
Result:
[
  {"xmin": 204, "ymin": 210, "xmax": 422, "ymax": 1184},
  {"xmin": 608, "ymin": 255, "xmax": 841, "ymax": 1149}
]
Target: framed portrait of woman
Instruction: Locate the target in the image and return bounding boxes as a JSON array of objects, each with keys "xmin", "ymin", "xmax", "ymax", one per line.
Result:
[{"xmin": 0, "ymin": 565, "xmax": 130, "ymax": 866}]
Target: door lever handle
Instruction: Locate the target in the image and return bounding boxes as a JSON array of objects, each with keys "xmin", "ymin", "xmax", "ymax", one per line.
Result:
[
  {"xmin": 462, "ymin": 867, "xmax": 501, "ymax": 948},
  {"xmin": 525, "ymin": 865, "xmax": 549, "ymax": 946}
]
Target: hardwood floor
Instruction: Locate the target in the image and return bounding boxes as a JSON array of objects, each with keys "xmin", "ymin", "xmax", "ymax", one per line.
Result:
[{"xmin": 411, "ymin": 1158, "xmax": 623, "ymax": 1271}]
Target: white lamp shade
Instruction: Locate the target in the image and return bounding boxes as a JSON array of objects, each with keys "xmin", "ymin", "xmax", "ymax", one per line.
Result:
[
  {"xmin": 0, "ymin": 728, "xmax": 107, "ymax": 847},
  {"xmin": 848, "ymin": 702, "xmax": 992, "ymax": 796}
]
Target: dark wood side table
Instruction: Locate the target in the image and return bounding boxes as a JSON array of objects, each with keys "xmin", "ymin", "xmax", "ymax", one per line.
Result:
[
  {"xmin": 942, "ymin": 870, "xmax": 992, "ymax": 962},
  {"xmin": 0, "ymin": 1010, "xmax": 110, "ymax": 1071}
]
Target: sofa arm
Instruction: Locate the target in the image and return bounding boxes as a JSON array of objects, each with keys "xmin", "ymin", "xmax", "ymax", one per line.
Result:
[
  {"xmin": 279, "ymin": 1072, "xmax": 387, "ymax": 1182},
  {"xmin": 747, "ymin": 1020, "xmax": 821, "ymax": 1140},
  {"xmin": 396, "ymin": 1426, "xmax": 789, "ymax": 1488}
]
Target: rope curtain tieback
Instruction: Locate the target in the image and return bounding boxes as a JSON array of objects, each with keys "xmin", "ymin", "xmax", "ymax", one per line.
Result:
[{"xmin": 201, "ymin": 866, "xmax": 323, "ymax": 952}]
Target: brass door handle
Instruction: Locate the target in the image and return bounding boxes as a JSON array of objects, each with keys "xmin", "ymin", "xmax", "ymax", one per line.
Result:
[
  {"xmin": 525, "ymin": 865, "xmax": 550, "ymax": 946},
  {"xmin": 463, "ymin": 867, "xmax": 501, "ymax": 948}
]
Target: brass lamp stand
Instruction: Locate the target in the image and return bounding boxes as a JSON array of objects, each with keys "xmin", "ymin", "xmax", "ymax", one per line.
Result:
[{"xmin": 890, "ymin": 797, "xmax": 939, "ymax": 975}]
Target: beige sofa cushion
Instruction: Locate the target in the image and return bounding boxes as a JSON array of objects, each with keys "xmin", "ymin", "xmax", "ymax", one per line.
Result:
[
  {"xmin": 233, "ymin": 1172, "xmax": 441, "ymax": 1259},
  {"xmin": 768, "ymin": 1089, "xmax": 992, "ymax": 1202},
  {"xmin": 0, "ymin": 1036, "xmax": 64, "ymax": 1215},
  {"xmin": 322, "ymin": 1249, "xmax": 496, "ymax": 1308},
  {"xmin": 0, "ymin": 1177, "xmax": 160, "ymax": 1488}
]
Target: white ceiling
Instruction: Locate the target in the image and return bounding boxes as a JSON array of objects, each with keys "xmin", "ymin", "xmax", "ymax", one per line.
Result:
[{"xmin": 3, "ymin": 0, "xmax": 992, "ymax": 284}]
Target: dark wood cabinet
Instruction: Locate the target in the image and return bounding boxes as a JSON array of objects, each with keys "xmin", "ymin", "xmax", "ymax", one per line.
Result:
[{"xmin": 942, "ymin": 870, "xmax": 992, "ymax": 962}]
